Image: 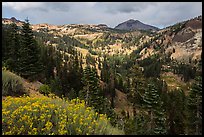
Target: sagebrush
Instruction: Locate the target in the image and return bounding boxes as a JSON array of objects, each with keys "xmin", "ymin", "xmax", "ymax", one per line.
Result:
[{"xmin": 2, "ymin": 70, "xmax": 26, "ymax": 96}]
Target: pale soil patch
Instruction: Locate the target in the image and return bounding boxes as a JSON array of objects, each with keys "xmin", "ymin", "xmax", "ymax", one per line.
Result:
[
  {"xmin": 73, "ymin": 33, "xmax": 103, "ymax": 41},
  {"xmin": 60, "ymin": 28, "xmax": 77, "ymax": 35},
  {"xmin": 140, "ymin": 48, "xmax": 155, "ymax": 60},
  {"xmin": 109, "ymin": 43, "xmax": 138, "ymax": 55},
  {"xmin": 75, "ymin": 47, "xmax": 98, "ymax": 59},
  {"xmin": 75, "ymin": 47, "xmax": 89, "ymax": 57},
  {"xmin": 126, "ymin": 46, "xmax": 138, "ymax": 55},
  {"xmin": 192, "ymin": 50, "xmax": 202, "ymax": 60},
  {"xmin": 95, "ymin": 43, "xmax": 138, "ymax": 56},
  {"xmin": 22, "ymin": 79, "xmax": 44, "ymax": 97},
  {"xmin": 109, "ymin": 43, "xmax": 122, "ymax": 50},
  {"xmin": 169, "ymin": 45, "xmax": 198, "ymax": 63},
  {"xmin": 75, "ymin": 47, "xmax": 101, "ymax": 75}
]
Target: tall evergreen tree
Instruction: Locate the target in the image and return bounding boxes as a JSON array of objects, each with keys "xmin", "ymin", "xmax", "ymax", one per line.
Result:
[
  {"xmin": 187, "ymin": 76, "xmax": 202, "ymax": 135},
  {"xmin": 142, "ymin": 82, "xmax": 166, "ymax": 135},
  {"xmin": 109, "ymin": 70, "xmax": 116, "ymax": 108},
  {"xmin": 2, "ymin": 23, "xmax": 21, "ymax": 72},
  {"xmin": 127, "ymin": 65, "xmax": 145, "ymax": 118},
  {"xmin": 166, "ymin": 88, "xmax": 186, "ymax": 135},
  {"xmin": 18, "ymin": 18, "xmax": 42, "ymax": 80},
  {"xmin": 101, "ymin": 56, "xmax": 109, "ymax": 83},
  {"xmin": 43, "ymin": 45, "xmax": 55, "ymax": 83},
  {"xmin": 9, "ymin": 23, "xmax": 21, "ymax": 71},
  {"xmin": 71, "ymin": 51, "xmax": 84, "ymax": 96},
  {"xmin": 80, "ymin": 66, "xmax": 104, "ymax": 113},
  {"xmin": 154, "ymin": 100, "xmax": 167, "ymax": 135},
  {"xmin": 2, "ymin": 25, "xmax": 8, "ymax": 61}
]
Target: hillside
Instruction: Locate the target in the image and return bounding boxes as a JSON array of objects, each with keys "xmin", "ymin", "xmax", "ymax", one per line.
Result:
[
  {"xmin": 2, "ymin": 14, "xmax": 202, "ymax": 108},
  {"xmin": 2, "ymin": 16, "xmax": 201, "ymax": 65},
  {"xmin": 2, "ymin": 15, "xmax": 202, "ymax": 100}
]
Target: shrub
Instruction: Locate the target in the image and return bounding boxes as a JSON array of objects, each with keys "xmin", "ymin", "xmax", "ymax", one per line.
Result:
[
  {"xmin": 2, "ymin": 96, "xmax": 124, "ymax": 135},
  {"xmin": 2, "ymin": 70, "xmax": 26, "ymax": 96},
  {"xmin": 39, "ymin": 84, "xmax": 51, "ymax": 96}
]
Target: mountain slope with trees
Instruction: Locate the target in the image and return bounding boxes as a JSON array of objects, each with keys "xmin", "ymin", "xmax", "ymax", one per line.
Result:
[{"xmin": 2, "ymin": 15, "xmax": 202, "ymax": 135}]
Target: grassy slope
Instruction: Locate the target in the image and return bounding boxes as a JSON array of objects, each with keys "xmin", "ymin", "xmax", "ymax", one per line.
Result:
[{"xmin": 160, "ymin": 72, "xmax": 192, "ymax": 95}]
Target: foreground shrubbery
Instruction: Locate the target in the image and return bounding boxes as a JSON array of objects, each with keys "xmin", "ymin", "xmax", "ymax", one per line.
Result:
[
  {"xmin": 39, "ymin": 84, "xmax": 51, "ymax": 96},
  {"xmin": 2, "ymin": 95, "xmax": 124, "ymax": 135},
  {"xmin": 2, "ymin": 70, "xmax": 26, "ymax": 96}
]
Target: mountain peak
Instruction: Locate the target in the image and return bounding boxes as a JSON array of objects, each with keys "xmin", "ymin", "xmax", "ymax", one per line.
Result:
[
  {"xmin": 10, "ymin": 17, "xmax": 17, "ymax": 22},
  {"xmin": 115, "ymin": 19, "xmax": 159, "ymax": 31},
  {"xmin": 127, "ymin": 19, "xmax": 140, "ymax": 22},
  {"xmin": 127, "ymin": 19, "xmax": 135, "ymax": 21}
]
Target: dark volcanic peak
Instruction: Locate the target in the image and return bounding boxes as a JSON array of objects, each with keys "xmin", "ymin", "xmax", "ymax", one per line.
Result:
[
  {"xmin": 10, "ymin": 17, "xmax": 18, "ymax": 22},
  {"xmin": 114, "ymin": 19, "xmax": 159, "ymax": 31}
]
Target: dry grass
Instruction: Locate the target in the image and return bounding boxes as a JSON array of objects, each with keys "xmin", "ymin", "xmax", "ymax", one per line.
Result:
[
  {"xmin": 74, "ymin": 33, "xmax": 103, "ymax": 41},
  {"xmin": 114, "ymin": 89, "xmax": 133, "ymax": 117},
  {"xmin": 160, "ymin": 72, "xmax": 191, "ymax": 94},
  {"xmin": 139, "ymin": 48, "xmax": 154, "ymax": 60}
]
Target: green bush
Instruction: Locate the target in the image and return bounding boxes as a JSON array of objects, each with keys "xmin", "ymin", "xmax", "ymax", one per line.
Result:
[
  {"xmin": 2, "ymin": 70, "xmax": 26, "ymax": 96},
  {"xmin": 39, "ymin": 84, "xmax": 51, "ymax": 96}
]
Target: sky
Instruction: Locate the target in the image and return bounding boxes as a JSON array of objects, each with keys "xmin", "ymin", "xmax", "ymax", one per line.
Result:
[{"xmin": 2, "ymin": 2, "xmax": 202, "ymax": 29}]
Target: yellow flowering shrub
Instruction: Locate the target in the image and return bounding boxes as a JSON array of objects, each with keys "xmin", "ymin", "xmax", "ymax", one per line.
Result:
[{"xmin": 2, "ymin": 95, "xmax": 124, "ymax": 135}]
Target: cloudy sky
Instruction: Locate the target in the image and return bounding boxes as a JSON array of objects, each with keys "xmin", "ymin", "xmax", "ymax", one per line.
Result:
[{"xmin": 2, "ymin": 2, "xmax": 202, "ymax": 29}]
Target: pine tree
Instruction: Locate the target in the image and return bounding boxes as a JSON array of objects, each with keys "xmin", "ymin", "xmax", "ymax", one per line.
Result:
[
  {"xmin": 18, "ymin": 18, "xmax": 42, "ymax": 80},
  {"xmin": 72, "ymin": 51, "xmax": 84, "ymax": 95},
  {"xmin": 2, "ymin": 25, "xmax": 8, "ymax": 61},
  {"xmin": 142, "ymin": 82, "xmax": 167, "ymax": 135},
  {"xmin": 8, "ymin": 23, "xmax": 21, "ymax": 72},
  {"xmin": 80, "ymin": 66, "xmax": 104, "ymax": 113},
  {"xmin": 2, "ymin": 23, "xmax": 21, "ymax": 72},
  {"xmin": 166, "ymin": 88, "xmax": 186, "ymax": 135},
  {"xmin": 127, "ymin": 65, "xmax": 145, "ymax": 118},
  {"xmin": 154, "ymin": 100, "xmax": 167, "ymax": 134},
  {"xmin": 101, "ymin": 56, "xmax": 109, "ymax": 83},
  {"xmin": 44, "ymin": 45, "xmax": 55, "ymax": 83},
  {"xmin": 60, "ymin": 61, "xmax": 70, "ymax": 97},
  {"xmin": 187, "ymin": 76, "xmax": 202, "ymax": 135}
]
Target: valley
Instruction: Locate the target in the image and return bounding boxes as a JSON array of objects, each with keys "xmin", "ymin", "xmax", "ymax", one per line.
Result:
[{"xmin": 2, "ymin": 14, "xmax": 202, "ymax": 135}]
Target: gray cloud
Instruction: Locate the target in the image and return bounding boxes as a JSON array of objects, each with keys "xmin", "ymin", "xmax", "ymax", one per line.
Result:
[
  {"xmin": 2, "ymin": 2, "xmax": 202, "ymax": 29},
  {"xmin": 95, "ymin": 2, "xmax": 158, "ymax": 14},
  {"xmin": 46, "ymin": 2, "xmax": 70, "ymax": 12},
  {"xmin": 3, "ymin": 2, "xmax": 71, "ymax": 12}
]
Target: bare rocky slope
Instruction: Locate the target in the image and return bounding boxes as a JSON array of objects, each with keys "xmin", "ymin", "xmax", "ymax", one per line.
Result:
[{"xmin": 157, "ymin": 15, "xmax": 202, "ymax": 63}]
